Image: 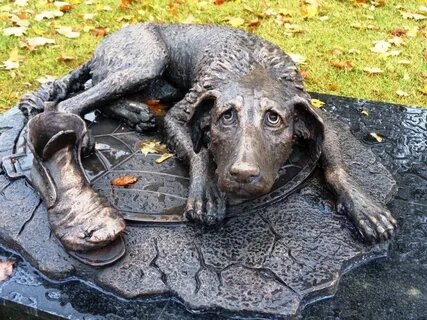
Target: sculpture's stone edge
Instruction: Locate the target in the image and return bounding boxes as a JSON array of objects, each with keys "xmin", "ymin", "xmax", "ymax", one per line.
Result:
[{"xmin": 0, "ymin": 107, "xmax": 397, "ymax": 318}]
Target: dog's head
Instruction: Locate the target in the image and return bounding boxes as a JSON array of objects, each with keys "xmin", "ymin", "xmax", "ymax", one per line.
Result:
[{"xmin": 191, "ymin": 67, "xmax": 324, "ymax": 199}]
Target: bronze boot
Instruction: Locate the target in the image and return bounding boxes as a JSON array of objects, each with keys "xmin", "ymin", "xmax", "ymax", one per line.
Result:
[{"xmin": 27, "ymin": 112, "xmax": 126, "ymax": 262}]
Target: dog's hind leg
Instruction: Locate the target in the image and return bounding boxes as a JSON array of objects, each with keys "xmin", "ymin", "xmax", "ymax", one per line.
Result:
[{"xmin": 56, "ymin": 61, "xmax": 167, "ymax": 116}]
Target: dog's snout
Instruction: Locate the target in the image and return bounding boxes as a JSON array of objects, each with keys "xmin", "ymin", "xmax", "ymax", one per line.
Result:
[{"xmin": 229, "ymin": 162, "xmax": 260, "ymax": 183}]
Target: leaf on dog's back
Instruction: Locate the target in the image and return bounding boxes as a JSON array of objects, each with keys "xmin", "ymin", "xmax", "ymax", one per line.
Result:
[
  {"xmin": 111, "ymin": 176, "xmax": 138, "ymax": 187},
  {"xmin": 311, "ymin": 99, "xmax": 325, "ymax": 108}
]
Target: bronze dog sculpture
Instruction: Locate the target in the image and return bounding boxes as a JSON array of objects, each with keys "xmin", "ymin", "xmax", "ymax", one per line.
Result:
[{"xmin": 20, "ymin": 23, "xmax": 397, "ymax": 254}]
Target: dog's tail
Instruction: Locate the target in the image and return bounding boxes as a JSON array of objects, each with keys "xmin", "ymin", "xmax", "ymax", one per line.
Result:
[{"xmin": 18, "ymin": 61, "xmax": 92, "ymax": 117}]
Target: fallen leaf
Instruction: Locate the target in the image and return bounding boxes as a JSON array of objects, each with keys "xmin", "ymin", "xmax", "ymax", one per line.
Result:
[
  {"xmin": 227, "ymin": 16, "xmax": 245, "ymax": 27},
  {"xmin": 406, "ymin": 26, "xmax": 419, "ymax": 38},
  {"xmin": 83, "ymin": 13, "xmax": 95, "ymax": 20},
  {"xmin": 311, "ymin": 98, "xmax": 325, "ymax": 108},
  {"xmin": 35, "ymin": 10, "xmax": 64, "ymax": 21},
  {"xmin": 330, "ymin": 60, "xmax": 353, "ymax": 70},
  {"xmin": 54, "ymin": 1, "xmax": 73, "ymax": 12},
  {"xmin": 403, "ymin": 73, "xmax": 410, "ymax": 81},
  {"xmin": 214, "ymin": 0, "xmax": 225, "ymax": 5},
  {"xmin": 319, "ymin": 15, "xmax": 329, "ymax": 21},
  {"xmin": 396, "ymin": 89, "xmax": 409, "ymax": 97},
  {"xmin": 300, "ymin": 0, "xmax": 319, "ymax": 19},
  {"xmin": 361, "ymin": 110, "xmax": 369, "ymax": 116},
  {"xmin": 58, "ymin": 53, "xmax": 75, "ymax": 62},
  {"xmin": 111, "ymin": 176, "xmax": 138, "ymax": 187},
  {"xmin": 140, "ymin": 139, "xmax": 169, "ymax": 156},
  {"xmin": 328, "ymin": 83, "xmax": 338, "ymax": 91},
  {"xmin": 284, "ymin": 23, "xmax": 304, "ymax": 36},
  {"xmin": 155, "ymin": 153, "xmax": 173, "ymax": 164},
  {"xmin": 401, "ymin": 12, "xmax": 426, "ymax": 20},
  {"xmin": 91, "ymin": 27, "xmax": 107, "ymax": 37},
  {"xmin": 144, "ymin": 99, "xmax": 167, "ymax": 117},
  {"xmin": 56, "ymin": 26, "xmax": 80, "ymax": 38},
  {"xmin": 15, "ymin": 0, "xmax": 28, "ymax": 7},
  {"xmin": 247, "ymin": 18, "xmax": 261, "ymax": 30},
  {"xmin": 10, "ymin": 14, "xmax": 29, "ymax": 27},
  {"xmin": 37, "ymin": 75, "xmax": 57, "ymax": 84},
  {"xmin": 288, "ymin": 53, "xmax": 306, "ymax": 65},
  {"xmin": 2, "ymin": 48, "xmax": 24, "ymax": 70},
  {"xmin": 388, "ymin": 36, "xmax": 405, "ymax": 46},
  {"xmin": 418, "ymin": 84, "xmax": 427, "ymax": 95},
  {"xmin": 22, "ymin": 37, "xmax": 55, "ymax": 50},
  {"xmin": 390, "ymin": 27, "xmax": 406, "ymax": 37},
  {"xmin": 0, "ymin": 260, "xmax": 15, "ymax": 282},
  {"xmin": 3, "ymin": 26, "xmax": 26, "ymax": 36},
  {"xmin": 384, "ymin": 49, "xmax": 401, "ymax": 57},
  {"xmin": 424, "ymin": 51, "xmax": 427, "ymax": 60},
  {"xmin": 2, "ymin": 59, "xmax": 20, "ymax": 70},
  {"xmin": 363, "ymin": 67, "xmax": 383, "ymax": 74},
  {"xmin": 371, "ymin": 40, "xmax": 390, "ymax": 53},
  {"xmin": 370, "ymin": 132, "xmax": 383, "ymax": 142}
]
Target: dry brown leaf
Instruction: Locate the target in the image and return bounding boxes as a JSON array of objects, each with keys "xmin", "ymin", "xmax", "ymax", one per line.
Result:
[
  {"xmin": 3, "ymin": 26, "xmax": 26, "ymax": 37},
  {"xmin": 0, "ymin": 260, "xmax": 15, "ymax": 282},
  {"xmin": 91, "ymin": 27, "xmax": 108, "ymax": 37},
  {"xmin": 214, "ymin": 0, "xmax": 225, "ymax": 5},
  {"xmin": 54, "ymin": 1, "xmax": 73, "ymax": 12},
  {"xmin": 56, "ymin": 26, "xmax": 80, "ymax": 38},
  {"xmin": 330, "ymin": 60, "xmax": 353, "ymax": 70},
  {"xmin": 363, "ymin": 67, "xmax": 383, "ymax": 74},
  {"xmin": 390, "ymin": 27, "xmax": 406, "ymax": 37},
  {"xmin": 328, "ymin": 83, "xmax": 339, "ymax": 91},
  {"xmin": 111, "ymin": 176, "xmax": 138, "ymax": 187},
  {"xmin": 35, "ymin": 10, "xmax": 64, "ymax": 21},
  {"xmin": 144, "ymin": 99, "xmax": 167, "ymax": 117},
  {"xmin": 247, "ymin": 18, "xmax": 261, "ymax": 30}
]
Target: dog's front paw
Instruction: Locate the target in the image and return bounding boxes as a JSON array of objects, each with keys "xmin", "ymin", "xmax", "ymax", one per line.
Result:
[
  {"xmin": 185, "ymin": 181, "xmax": 226, "ymax": 226},
  {"xmin": 337, "ymin": 190, "xmax": 397, "ymax": 243}
]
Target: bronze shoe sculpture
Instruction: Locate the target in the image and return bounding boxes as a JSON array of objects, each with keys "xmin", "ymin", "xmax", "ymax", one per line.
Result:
[{"xmin": 27, "ymin": 111, "xmax": 126, "ymax": 266}]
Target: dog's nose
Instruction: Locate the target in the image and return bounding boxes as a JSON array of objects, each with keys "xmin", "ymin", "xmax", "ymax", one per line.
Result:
[{"xmin": 229, "ymin": 162, "xmax": 260, "ymax": 183}]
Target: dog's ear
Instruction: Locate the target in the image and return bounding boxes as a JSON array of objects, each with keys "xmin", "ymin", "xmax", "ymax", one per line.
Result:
[
  {"xmin": 292, "ymin": 97, "xmax": 324, "ymax": 147},
  {"xmin": 190, "ymin": 91, "xmax": 219, "ymax": 153}
]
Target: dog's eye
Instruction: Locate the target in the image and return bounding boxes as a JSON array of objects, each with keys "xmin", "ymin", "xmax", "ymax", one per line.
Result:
[
  {"xmin": 265, "ymin": 111, "xmax": 282, "ymax": 127},
  {"xmin": 220, "ymin": 109, "xmax": 236, "ymax": 126}
]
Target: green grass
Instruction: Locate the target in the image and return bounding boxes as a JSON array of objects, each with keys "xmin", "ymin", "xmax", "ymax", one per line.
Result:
[{"xmin": 0, "ymin": 0, "xmax": 426, "ymax": 112}]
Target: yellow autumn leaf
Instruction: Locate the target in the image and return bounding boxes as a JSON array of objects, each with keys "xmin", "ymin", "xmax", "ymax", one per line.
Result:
[
  {"xmin": 418, "ymin": 85, "xmax": 427, "ymax": 95},
  {"xmin": 311, "ymin": 99, "xmax": 325, "ymax": 108},
  {"xmin": 370, "ymin": 132, "xmax": 383, "ymax": 142},
  {"xmin": 140, "ymin": 139, "xmax": 169, "ymax": 156},
  {"xmin": 361, "ymin": 110, "xmax": 369, "ymax": 116},
  {"xmin": 227, "ymin": 17, "xmax": 245, "ymax": 27},
  {"xmin": 300, "ymin": 0, "xmax": 319, "ymax": 19},
  {"xmin": 155, "ymin": 153, "xmax": 173, "ymax": 164}
]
